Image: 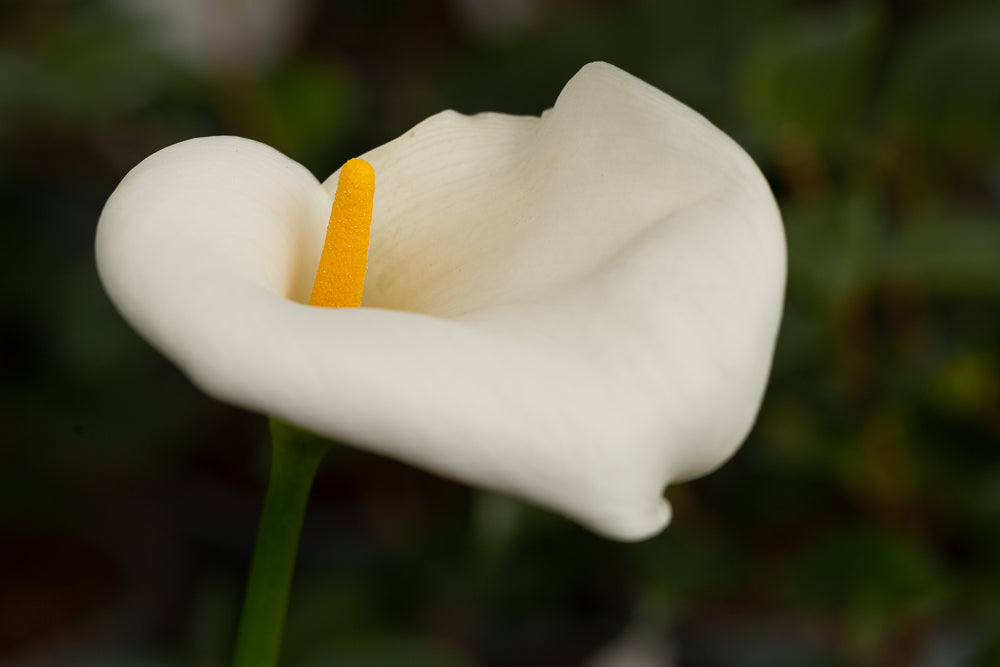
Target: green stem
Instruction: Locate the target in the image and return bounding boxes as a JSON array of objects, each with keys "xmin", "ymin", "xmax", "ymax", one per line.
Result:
[{"xmin": 232, "ymin": 419, "xmax": 330, "ymax": 667}]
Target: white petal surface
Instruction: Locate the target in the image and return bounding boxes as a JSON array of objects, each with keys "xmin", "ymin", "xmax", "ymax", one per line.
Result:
[{"xmin": 96, "ymin": 62, "xmax": 785, "ymax": 541}]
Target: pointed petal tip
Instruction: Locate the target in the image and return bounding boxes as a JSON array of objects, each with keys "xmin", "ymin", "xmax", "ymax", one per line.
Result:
[
  {"xmin": 591, "ymin": 496, "xmax": 673, "ymax": 543},
  {"xmin": 567, "ymin": 61, "xmax": 637, "ymax": 88}
]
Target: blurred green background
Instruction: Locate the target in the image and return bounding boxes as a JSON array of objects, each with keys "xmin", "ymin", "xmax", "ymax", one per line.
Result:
[{"xmin": 1, "ymin": 0, "xmax": 999, "ymax": 665}]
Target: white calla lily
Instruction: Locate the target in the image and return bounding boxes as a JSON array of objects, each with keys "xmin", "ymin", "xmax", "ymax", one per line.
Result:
[{"xmin": 96, "ymin": 62, "xmax": 785, "ymax": 541}]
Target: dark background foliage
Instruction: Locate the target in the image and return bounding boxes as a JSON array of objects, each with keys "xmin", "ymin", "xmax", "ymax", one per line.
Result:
[{"xmin": 1, "ymin": 0, "xmax": 998, "ymax": 665}]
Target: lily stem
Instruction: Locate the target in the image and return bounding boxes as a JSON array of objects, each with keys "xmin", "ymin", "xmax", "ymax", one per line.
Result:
[{"xmin": 232, "ymin": 419, "xmax": 330, "ymax": 667}]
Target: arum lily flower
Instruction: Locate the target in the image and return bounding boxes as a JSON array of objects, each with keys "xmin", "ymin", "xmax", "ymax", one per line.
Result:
[{"xmin": 96, "ymin": 62, "xmax": 785, "ymax": 542}]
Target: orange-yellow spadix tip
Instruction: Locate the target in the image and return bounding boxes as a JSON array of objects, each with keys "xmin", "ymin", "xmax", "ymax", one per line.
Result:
[{"xmin": 308, "ymin": 158, "xmax": 375, "ymax": 309}]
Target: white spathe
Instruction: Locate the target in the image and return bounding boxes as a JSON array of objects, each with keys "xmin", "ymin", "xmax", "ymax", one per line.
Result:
[{"xmin": 96, "ymin": 62, "xmax": 785, "ymax": 541}]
